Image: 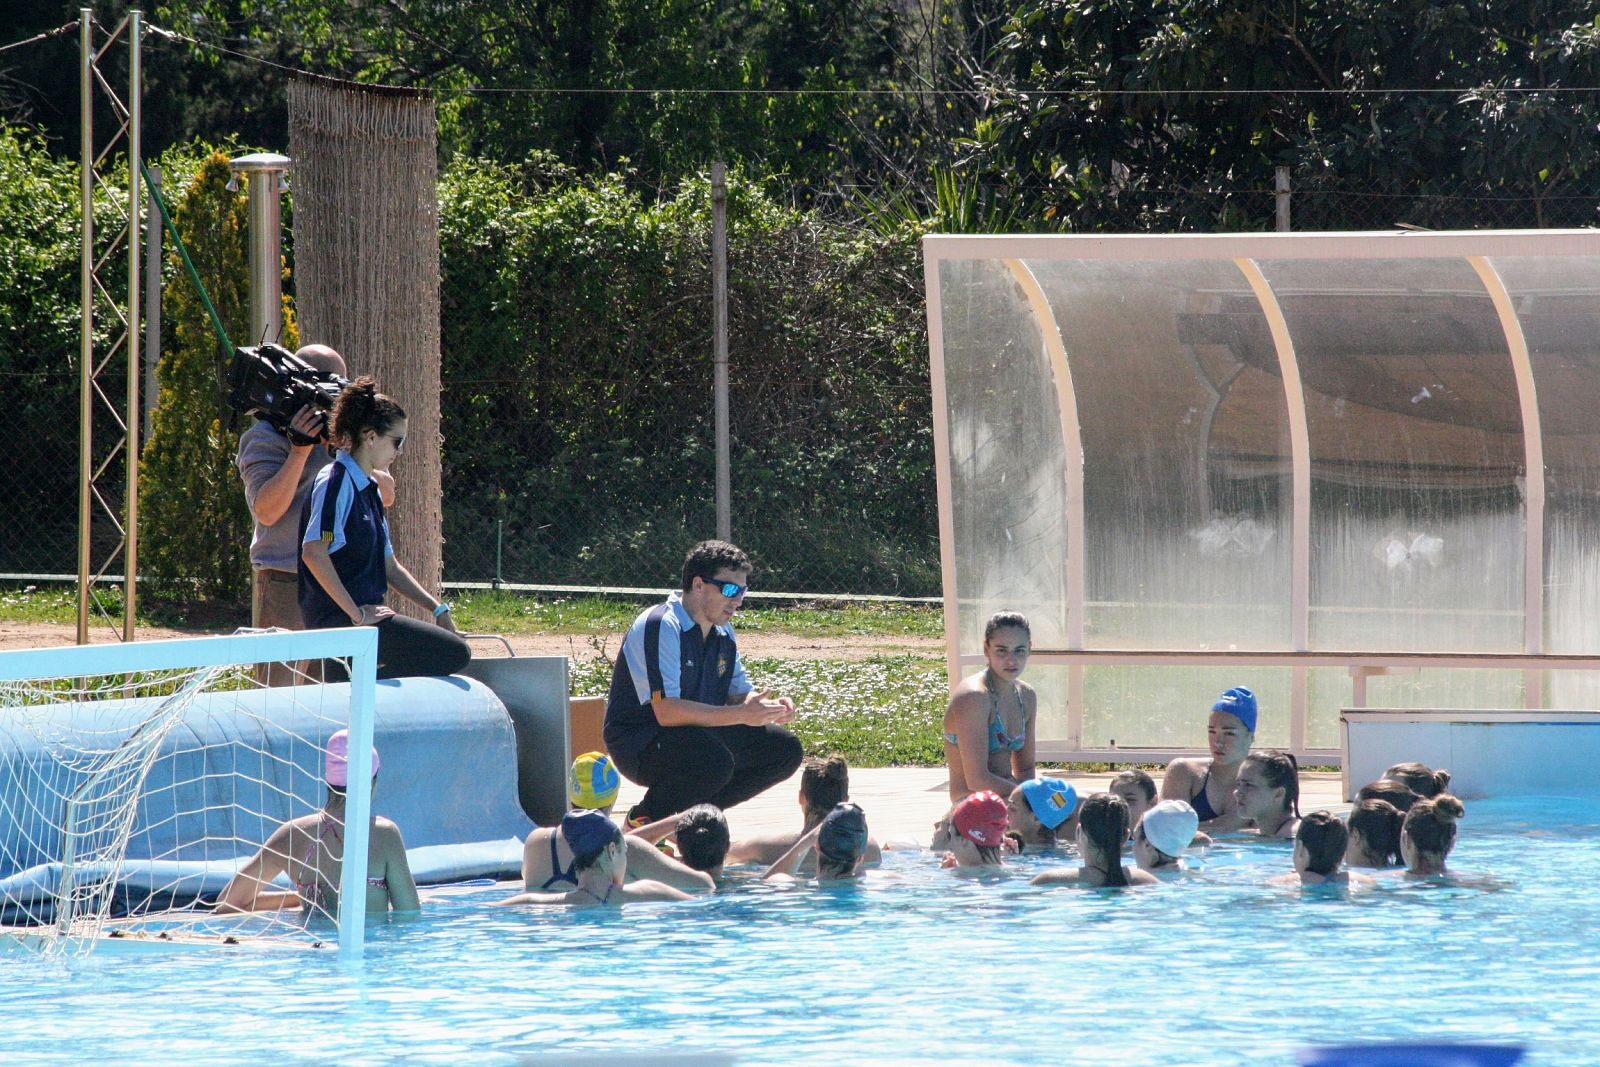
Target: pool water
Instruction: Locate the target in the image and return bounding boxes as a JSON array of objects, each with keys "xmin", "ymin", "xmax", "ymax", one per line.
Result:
[{"xmin": 5, "ymin": 796, "xmax": 1599, "ymax": 1065}]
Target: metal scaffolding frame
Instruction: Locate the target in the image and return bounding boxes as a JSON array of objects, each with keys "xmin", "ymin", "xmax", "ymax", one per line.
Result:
[{"xmin": 77, "ymin": 8, "xmax": 144, "ymax": 643}]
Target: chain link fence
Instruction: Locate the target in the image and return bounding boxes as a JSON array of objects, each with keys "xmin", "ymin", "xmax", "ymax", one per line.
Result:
[{"xmin": 4, "ymin": 163, "xmax": 1597, "ymax": 599}]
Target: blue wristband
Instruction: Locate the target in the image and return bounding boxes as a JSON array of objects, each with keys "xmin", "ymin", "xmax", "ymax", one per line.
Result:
[{"xmin": 433, "ymin": 602, "xmax": 452, "ymax": 618}]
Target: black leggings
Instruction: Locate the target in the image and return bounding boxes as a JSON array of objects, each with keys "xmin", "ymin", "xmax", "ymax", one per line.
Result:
[
  {"xmin": 622, "ymin": 724, "xmax": 804, "ymax": 822},
  {"xmin": 322, "ymin": 614, "xmax": 472, "ymax": 681}
]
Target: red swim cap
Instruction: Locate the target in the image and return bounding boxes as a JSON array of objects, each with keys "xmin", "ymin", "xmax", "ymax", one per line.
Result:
[{"xmin": 952, "ymin": 790, "xmax": 1009, "ymax": 847}]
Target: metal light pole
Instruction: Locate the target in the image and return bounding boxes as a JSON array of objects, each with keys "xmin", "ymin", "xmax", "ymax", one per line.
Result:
[{"xmin": 228, "ymin": 153, "xmax": 292, "ymax": 346}]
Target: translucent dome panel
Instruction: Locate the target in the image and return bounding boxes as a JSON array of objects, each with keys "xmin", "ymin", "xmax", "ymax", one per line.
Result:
[
  {"xmin": 936, "ymin": 259, "xmax": 1071, "ymax": 655},
  {"xmin": 1491, "ymin": 255, "xmax": 1600, "ymax": 707},
  {"xmin": 1262, "ymin": 258, "xmax": 1525, "ymax": 663},
  {"xmin": 1024, "ymin": 258, "xmax": 1292, "ymax": 652}
]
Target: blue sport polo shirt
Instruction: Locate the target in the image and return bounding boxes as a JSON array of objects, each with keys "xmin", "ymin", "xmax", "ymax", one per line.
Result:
[
  {"xmin": 297, "ymin": 451, "xmax": 394, "ymax": 629},
  {"xmin": 604, "ymin": 591, "xmax": 754, "ymax": 767}
]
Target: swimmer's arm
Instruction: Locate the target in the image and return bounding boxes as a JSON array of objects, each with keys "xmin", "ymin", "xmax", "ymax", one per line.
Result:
[
  {"xmin": 623, "ymin": 837, "xmax": 714, "ymax": 892},
  {"xmin": 216, "ymin": 827, "xmax": 298, "ymax": 913},
  {"xmin": 946, "ymin": 692, "xmax": 1018, "ymax": 797},
  {"xmin": 495, "ymin": 890, "xmax": 569, "ymax": 906},
  {"xmin": 378, "ymin": 822, "xmax": 420, "ymax": 913},
  {"xmin": 625, "ymin": 814, "xmax": 679, "ymax": 845},
  {"xmin": 764, "ymin": 826, "xmax": 821, "ymax": 880},
  {"xmin": 1159, "ymin": 759, "xmax": 1200, "ymax": 802},
  {"xmin": 621, "ymin": 879, "xmax": 694, "ymax": 902},
  {"xmin": 1029, "ymin": 867, "xmax": 1082, "ymax": 886},
  {"xmin": 726, "ymin": 833, "xmax": 794, "ymax": 865},
  {"xmin": 1126, "ymin": 867, "xmax": 1160, "ymax": 886}
]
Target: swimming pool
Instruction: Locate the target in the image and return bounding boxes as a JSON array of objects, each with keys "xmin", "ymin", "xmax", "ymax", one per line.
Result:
[{"xmin": 3, "ymin": 796, "xmax": 1596, "ymax": 1065}]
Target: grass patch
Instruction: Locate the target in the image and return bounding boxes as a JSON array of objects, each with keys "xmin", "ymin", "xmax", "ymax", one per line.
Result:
[
  {"xmin": 570, "ymin": 652, "xmax": 946, "ymax": 767},
  {"xmin": 451, "ymin": 591, "xmax": 941, "ymax": 641}
]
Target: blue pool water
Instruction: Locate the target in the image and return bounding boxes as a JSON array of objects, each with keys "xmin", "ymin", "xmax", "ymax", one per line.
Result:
[{"xmin": 4, "ymin": 796, "xmax": 1599, "ymax": 1065}]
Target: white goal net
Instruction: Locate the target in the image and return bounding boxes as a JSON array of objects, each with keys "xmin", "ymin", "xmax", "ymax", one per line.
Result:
[{"xmin": 0, "ymin": 628, "xmax": 378, "ymax": 958}]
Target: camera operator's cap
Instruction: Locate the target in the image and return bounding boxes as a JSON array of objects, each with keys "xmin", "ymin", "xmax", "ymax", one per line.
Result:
[
  {"xmin": 568, "ymin": 752, "xmax": 621, "ymax": 810},
  {"xmin": 1212, "ymin": 686, "xmax": 1258, "ymax": 733},
  {"xmin": 1020, "ymin": 777, "xmax": 1078, "ymax": 830},
  {"xmin": 324, "ymin": 730, "xmax": 380, "ymax": 787},
  {"xmin": 1140, "ymin": 800, "xmax": 1200, "ymax": 858},
  {"xmin": 952, "ymin": 791, "xmax": 1009, "ymax": 847}
]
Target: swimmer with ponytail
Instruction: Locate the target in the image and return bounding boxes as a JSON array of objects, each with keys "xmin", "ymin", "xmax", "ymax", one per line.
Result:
[
  {"xmin": 1270, "ymin": 811, "xmax": 1374, "ymax": 888},
  {"xmin": 1031, "ymin": 793, "xmax": 1157, "ymax": 888},
  {"xmin": 1401, "ymin": 794, "xmax": 1466, "ymax": 878}
]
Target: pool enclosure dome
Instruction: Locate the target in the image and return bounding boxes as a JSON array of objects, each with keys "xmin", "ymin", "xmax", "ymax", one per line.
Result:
[{"xmin": 923, "ymin": 230, "xmax": 1600, "ymax": 761}]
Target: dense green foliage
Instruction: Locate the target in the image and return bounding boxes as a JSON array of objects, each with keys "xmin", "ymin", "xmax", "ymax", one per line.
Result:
[
  {"xmin": 437, "ymin": 157, "xmax": 935, "ymax": 593},
  {"xmin": 139, "ymin": 149, "xmax": 297, "ymax": 603},
  {"xmin": 0, "ymin": 128, "xmax": 89, "ymax": 576},
  {"xmin": 8, "ymin": 1, "xmax": 1600, "ymax": 597}
]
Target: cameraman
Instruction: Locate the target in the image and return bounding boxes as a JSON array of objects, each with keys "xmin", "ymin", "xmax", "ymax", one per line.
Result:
[{"xmin": 236, "ymin": 344, "xmax": 393, "ymax": 674}]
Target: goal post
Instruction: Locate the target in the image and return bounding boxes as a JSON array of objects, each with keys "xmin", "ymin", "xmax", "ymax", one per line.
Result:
[{"xmin": 0, "ymin": 627, "xmax": 378, "ymax": 959}]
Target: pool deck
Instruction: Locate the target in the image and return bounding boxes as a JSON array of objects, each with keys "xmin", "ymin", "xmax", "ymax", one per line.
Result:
[{"xmin": 614, "ymin": 768, "xmax": 1348, "ymax": 847}]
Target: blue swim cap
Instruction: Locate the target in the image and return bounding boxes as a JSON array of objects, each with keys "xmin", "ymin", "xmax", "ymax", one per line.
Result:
[
  {"xmin": 1212, "ymin": 686, "xmax": 1258, "ymax": 733},
  {"xmin": 816, "ymin": 802, "xmax": 869, "ymax": 864},
  {"xmin": 560, "ymin": 810, "xmax": 620, "ymax": 861},
  {"xmin": 1019, "ymin": 777, "xmax": 1078, "ymax": 830}
]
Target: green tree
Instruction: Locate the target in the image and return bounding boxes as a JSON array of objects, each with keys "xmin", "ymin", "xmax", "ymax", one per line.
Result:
[
  {"xmin": 966, "ymin": 0, "xmax": 1600, "ymax": 230},
  {"xmin": 140, "ymin": 148, "xmax": 296, "ymax": 604}
]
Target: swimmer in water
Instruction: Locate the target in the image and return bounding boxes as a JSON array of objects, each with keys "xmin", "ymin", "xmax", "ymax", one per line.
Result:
[
  {"xmin": 1233, "ymin": 750, "xmax": 1301, "ymax": 840},
  {"xmin": 500, "ymin": 812, "xmax": 692, "ymax": 908},
  {"xmin": 217, "ymin": 731, "xmax": 419, "ymax": 918},
  {"xmin": 1344, "ymin": 798, "xmax": 1404, "ymax": 869},
  {"xmin": 727, "ymin": 755, "xmax": 881, "ymax": 869},
  {"xmin": 1032, "ymin": 793, "xmax": 1157, "ymax": 888},
  {"xmin": 765, "ymin": 802, "xmax": 871, "ymax": 882},
  {"xmin": 1160, "ymin": 687, "xmax": 1257, "ymax": 832},
  {"xmin": 521, "ymin": 753, "xmax": 714, "ymax": 893},
  {"xmin": 938, "ymin": 791, "xmax": 1009, "ymax": 869},
  {"xmin": 1383, "ymin": 761, "xmax": 1451, "ymax": 800},
  {"xmin": 1401, "ymin": 794, "xmax": 1466, "ymax": 879},
  {"xmin": 1006, "ymin": 777, "xmax": 1078, "ymax": 851},
  {"xmin": 1132, "ymin": 800, "xmax": 1200, "ymax": 876},
  {"xmin": 1271, "ymin": 811, "xmax": 1373, "ymax": 888},
  {"xmin": 627, "ymin": 804, "xmax": 733, "ymax": 879}
]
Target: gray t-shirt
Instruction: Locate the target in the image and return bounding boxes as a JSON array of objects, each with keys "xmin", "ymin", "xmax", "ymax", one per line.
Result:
[{"xmin": 236, "ymin": 419, "xmax": 333, "ymax": 572}]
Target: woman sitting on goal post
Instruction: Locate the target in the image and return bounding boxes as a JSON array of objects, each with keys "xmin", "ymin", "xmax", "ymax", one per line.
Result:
[{"xmin": 298, "ymin": 377, "xmax": 471, "ymax": 680}]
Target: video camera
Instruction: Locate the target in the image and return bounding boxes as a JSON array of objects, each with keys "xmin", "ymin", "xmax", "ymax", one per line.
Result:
[{"xmin": 226, "ymin": 343, "xmax": 347, "ymax": 442}]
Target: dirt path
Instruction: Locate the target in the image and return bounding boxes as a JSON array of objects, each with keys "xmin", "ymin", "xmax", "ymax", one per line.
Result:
[{"xmin": 0, "ymin": 621, "xmax": 942, "ymax": 661}]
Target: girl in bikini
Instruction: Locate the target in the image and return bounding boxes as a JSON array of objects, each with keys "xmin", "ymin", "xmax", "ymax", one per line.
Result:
[
  {"xmin": 1159, "ymin": 686, "xmax": 1257, "ymax": 832},
  {"xmin": 943, "ymin": 611, "xmax": 1037, "ymax": 804},
  {"xmin": 217, "ymin": 731, "xmax": 419, "ymax": 918}
]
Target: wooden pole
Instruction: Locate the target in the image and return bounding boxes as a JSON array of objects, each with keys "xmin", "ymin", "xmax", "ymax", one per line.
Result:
[{"xmin": 712, "ymin": 162, "xmax": 730, "ymax": 541}]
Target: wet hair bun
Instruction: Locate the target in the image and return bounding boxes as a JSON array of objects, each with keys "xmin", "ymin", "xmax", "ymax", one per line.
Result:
[
  {"xmin": 1433, "ymin": 794, "xmax": 1464, "ymax": 823},
  {"xmin": 1433, "ymin": 769, "xmax": 1452, "ymax": 792},
  {"xmin": 823, "ymin": 756, "xmax": 847, "ymax": 781}
]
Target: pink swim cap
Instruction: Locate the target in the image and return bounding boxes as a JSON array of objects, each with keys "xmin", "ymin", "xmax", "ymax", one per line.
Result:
[{"xmin": 324, "ymin": 730, "xmax": 380, "ymax": 787}]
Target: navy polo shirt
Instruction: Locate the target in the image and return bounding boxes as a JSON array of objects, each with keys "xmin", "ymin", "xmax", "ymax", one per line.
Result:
[
  {"xmin": 297, "ymin": 451, "xmax": 393, "ymax": 629},
  {"xmin": 604, "ymin": 591, "xmax": 754, "ymax": 767}
]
